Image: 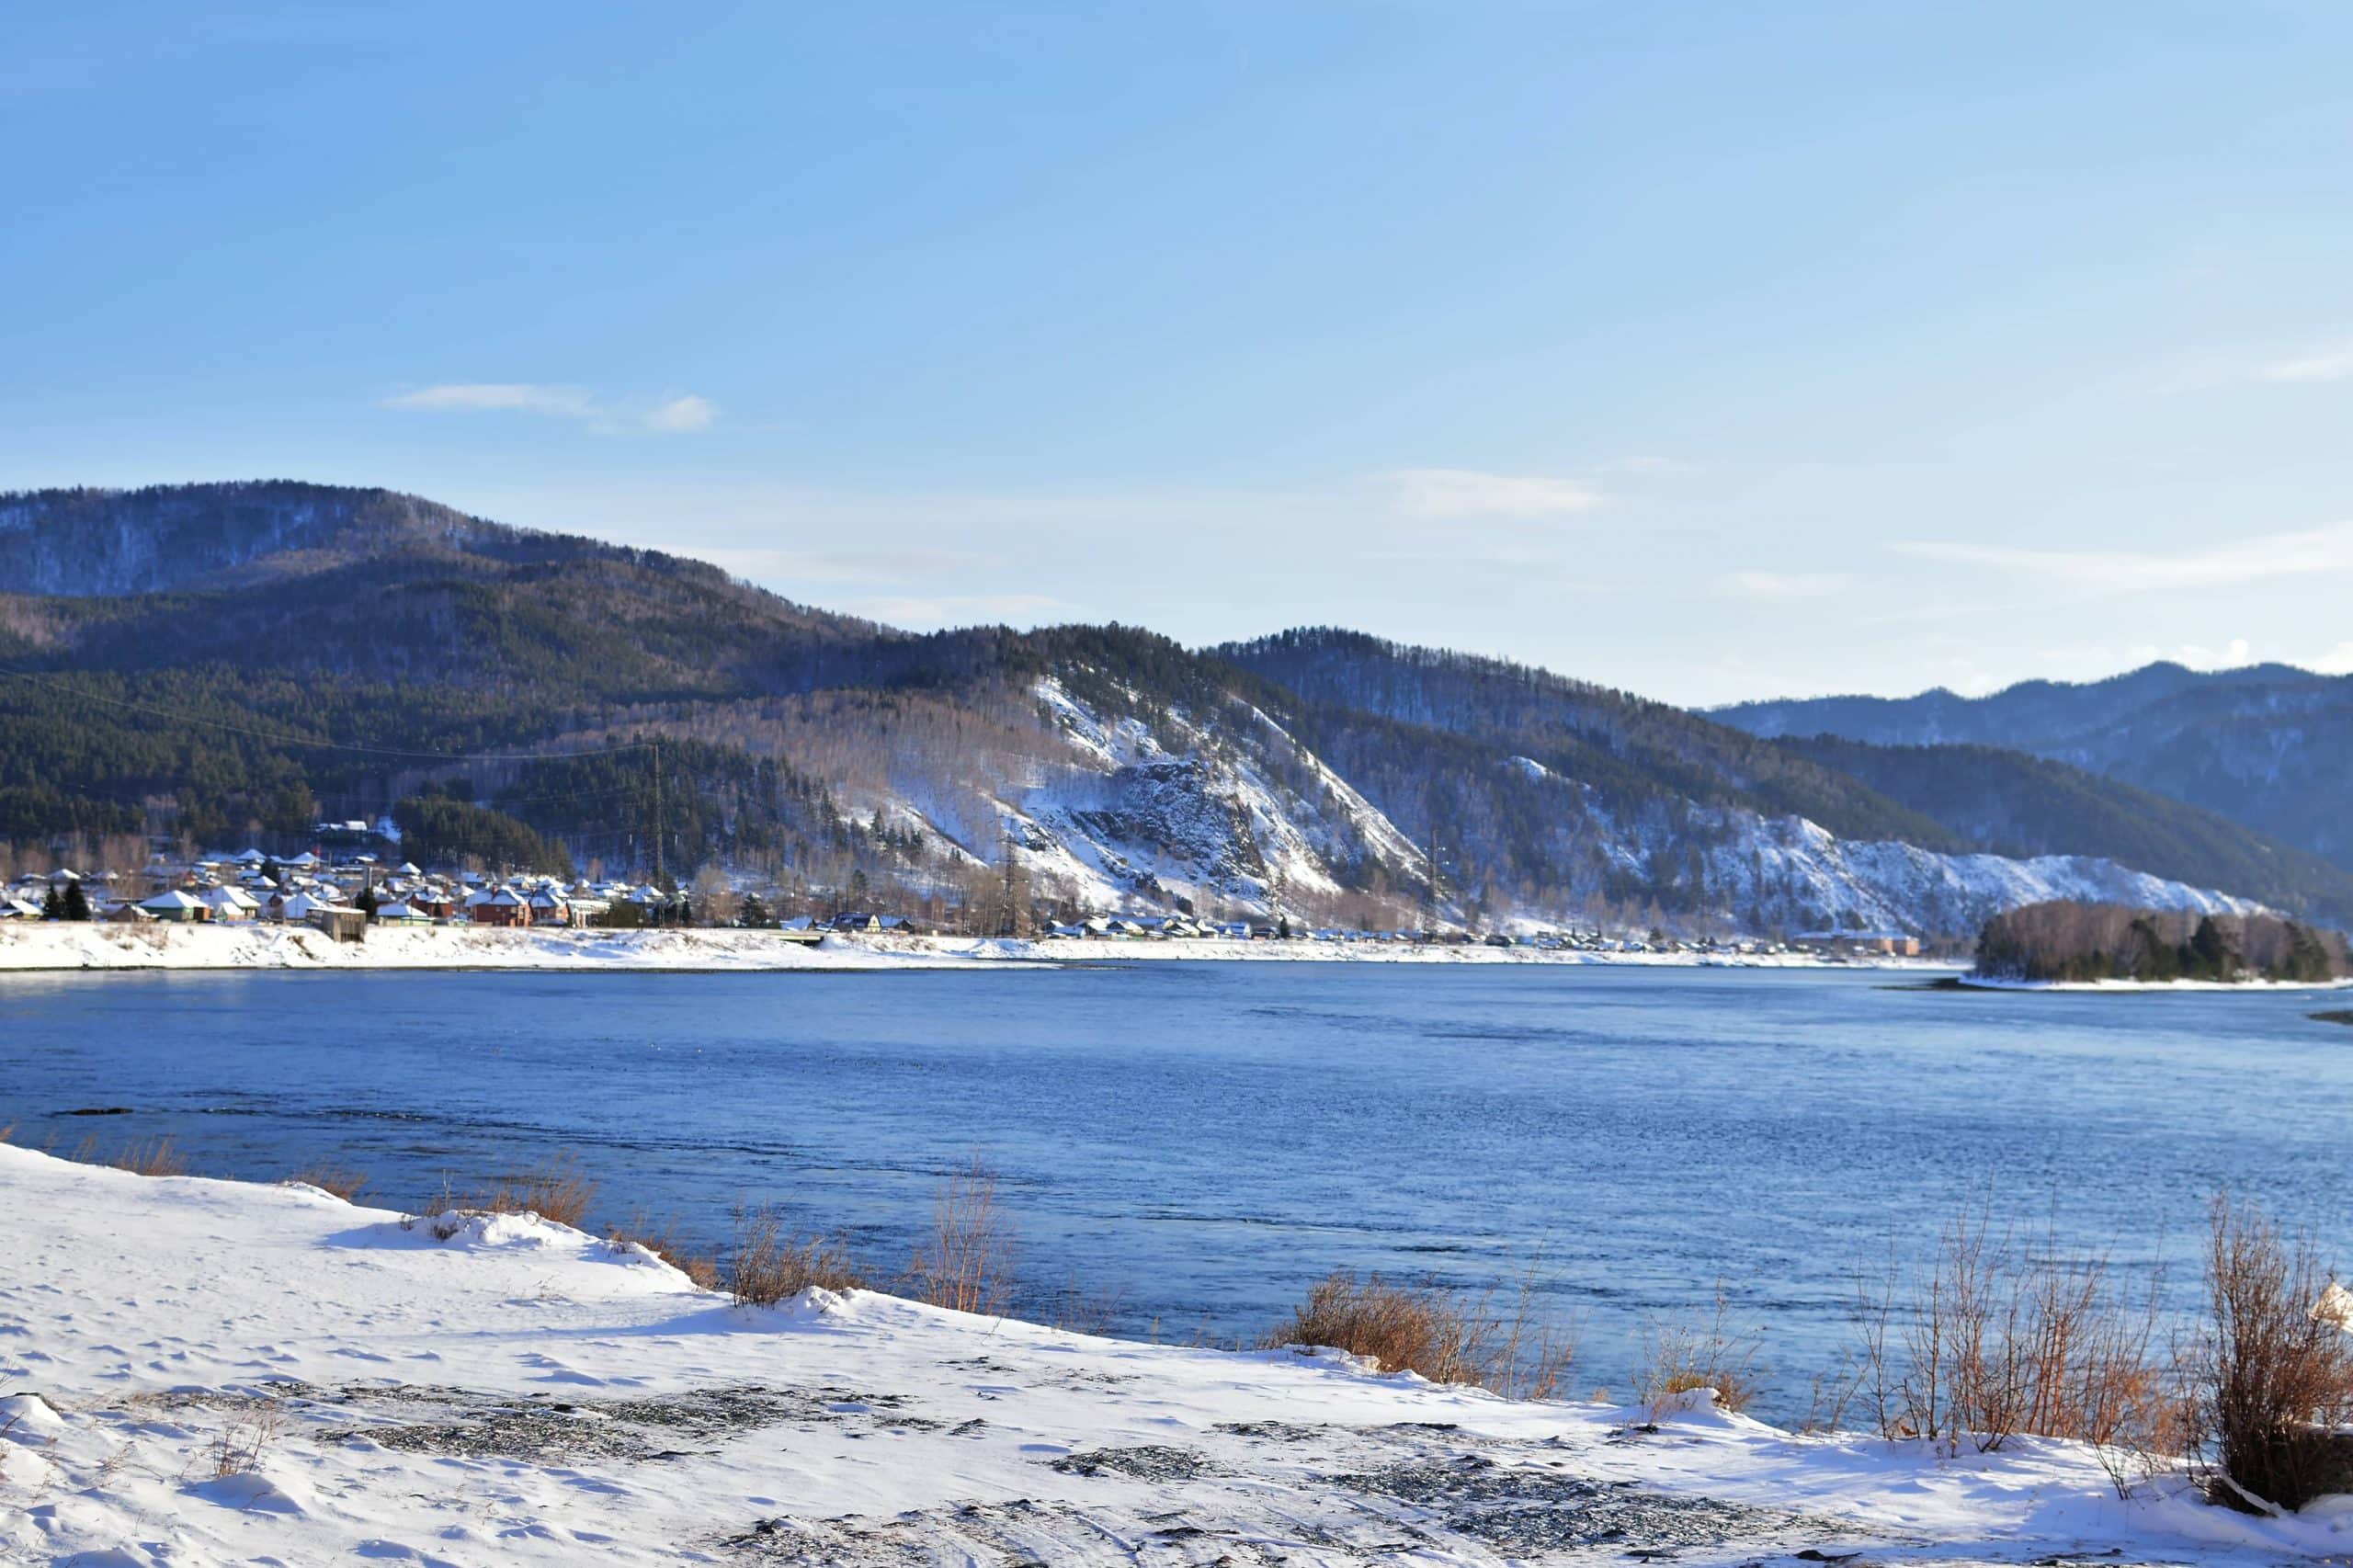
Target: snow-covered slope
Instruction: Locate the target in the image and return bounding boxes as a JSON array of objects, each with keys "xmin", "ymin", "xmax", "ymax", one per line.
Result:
[
  {"xmin": 5, "ymin": 1143, "xmax": 2341, "ymax": 1565},
  {"xmin": 853, "ymin": 677, "xmax": 2265, "ymax": 937}
]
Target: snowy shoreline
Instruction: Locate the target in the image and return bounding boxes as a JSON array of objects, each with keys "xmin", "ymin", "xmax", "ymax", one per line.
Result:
[
  {"xmin": 0, "ymin": 920, "xmax": 1961, "ymax": 976},
  {"xmin": 1953, "ymin": 973, "xmax": 2353, "ymax": 993},
  {"xmin": 4, "ymin": 1143, "xmax": 2342, "ymax": 1565}
]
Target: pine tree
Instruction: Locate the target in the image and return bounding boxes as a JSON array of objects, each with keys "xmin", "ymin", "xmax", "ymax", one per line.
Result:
[
  {"xmin": 41, "ymin": 885, "xmax": 63, "ymax": 920},
  {"xmin": 61, "ymin": 881, "xmax": 91, "ymax": 921}
]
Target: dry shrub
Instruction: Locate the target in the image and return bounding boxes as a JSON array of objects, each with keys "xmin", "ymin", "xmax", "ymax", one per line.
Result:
[
  {"xmin": 905, "ymin": 1158, "xmax": 1017, "ymax": 1316},
  {"xmin": 289, "ymin": 1163, "xmax": 369, "ymax": 1201},
  {"xmin": 728, "ymin": 1203, "xmax": 867, "ymax": 1307},
  {"xmin": 2187, "ymin": 1195, "xmax": 2353, "ymax": 1515},
  {"xmin": 110, "ymin": 1137, "xmax": 185, "ymax": 1177},
  {"xmin": 1041, "ymin": 1273, "xmax": 1128, "ymax": 1337},
  {"xmin": 1634, "ymin": 1285, "xmax": 1764, "ymax": 1416},
  {"xmin": 608, "ymin": 1210, "xmax": 719, "ymax": 1290},
  {"xmin": 1264, "ymin": 1263, "xmax": 1575, "ymax": 1400},
  {"xmin": 475, "ymin": 1153, "xmax": 596, "ymax": 1228},
  {"xmin": 206, "ymin": 1399, "xmax": 283, "ymax": 1480},
  {"xmin": 1854, "ymin": 1207, "xmax": 2175, "ymax": 1470}
]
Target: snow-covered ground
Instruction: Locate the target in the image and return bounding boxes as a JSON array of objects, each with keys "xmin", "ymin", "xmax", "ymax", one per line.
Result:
[
  {"xmin": 0, "ymin": 923, "xmax": 994, "ymax": 973},
  {"xmin": 909, "ymin": 934, "xmax": 1954, "ymax": 971},
  {"xmin": 1963, "ymin": 977, "xmax": 2353, "ymax": 992},
  {"xmin": 3, "ymin": 1145, "xmax": 2343, "ymax": 1565},
  {"xmin": 0, "ymin": 920, "xmax": 1958, "ymax": 973}
]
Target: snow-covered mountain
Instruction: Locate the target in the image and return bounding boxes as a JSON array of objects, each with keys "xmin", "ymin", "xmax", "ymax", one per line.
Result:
[
  {"xmin": 1712, "ymin": 664, "xmax": 2353, "ymax": 877},
  {"xmin": 0, "ymin": 483, "xmax": 2318, "ymax": 937}
]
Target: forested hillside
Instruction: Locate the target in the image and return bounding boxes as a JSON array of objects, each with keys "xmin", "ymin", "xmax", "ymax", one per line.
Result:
[
  {"xmin": 0, "ymin": 483, "xmax": 2320, "ymax": 937},
  {"xmin": 1770, "ymin": 736, "xmax": 2353, "ymax": 920},
  {"xmin": 1714, "ymin": 664, "xmax": 2353, "ymax": 875}
]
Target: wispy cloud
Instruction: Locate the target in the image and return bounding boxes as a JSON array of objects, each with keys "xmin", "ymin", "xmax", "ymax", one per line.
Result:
[
  {"xmin": 642, "ymin": 393, "xmax": 716, "ymax": 433},
  {"xmin": 846, "ymin": 592, "xmax": 1065, "ymax": 630},
  {"xmin": 1711, "ymin": 569, "xmax": 1853, "ymax": 600},
  {"xmin": 384, "ymin": 383, "xmax": 597, "ymax": 416},
  {"xmin": 1892, "ymin": 520, "xmax": 2353, "ymax": 596},
  {"xmin": 2258, "ymin": 340, "xmax": 2353, "ymax": 382},
  {"xmin": 381, "ymin": 382, "xmax": 717, "ymax": 434},
  {"xmin": 693, "ymin": 546, "xmax": 970, "ymax": 585},
  {"xmin": 1382, "ymin": 467, "xmax": 1609, "ymax": 519}
]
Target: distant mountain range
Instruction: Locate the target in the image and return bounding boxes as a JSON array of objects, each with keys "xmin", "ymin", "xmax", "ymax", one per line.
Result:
[
  {"xmin": 0, "ymin": 481, "xmax": 2331, "ymax": 935},
  {"xmin": 1713, "ymin": 666, "xmax": 2353, "ymax": 879}
]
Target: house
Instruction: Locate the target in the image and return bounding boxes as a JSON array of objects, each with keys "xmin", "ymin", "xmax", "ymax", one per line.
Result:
[
  {"xmin": 371, "ymin": 901, "xmax": 432, "ymax": 926},
  {"xmin": 0, "ymin": 896, "xmax": 42, "ymax": 920},
  {"xmin": 829, "ymin": 912, "xmax": 882, "ymax": 934},
  {"xmin": 468, "ymin": 886, "xmax": 531, "ymax": 927},
  {"xmin": 525, "ymin": 887, "xmax": 572, "ymax": 926},
  {"xmin": 138, "ymin": 890, "xmax": 209, "ymax": 923},
  {"xmin": 200, "ymin": 884, "xmax": 260, "ymax": 922}
]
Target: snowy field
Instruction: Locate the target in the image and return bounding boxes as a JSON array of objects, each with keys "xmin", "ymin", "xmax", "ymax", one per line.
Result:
[
  {"xmin": 4, "ymin": 1146, "xmax": 2346, "ymax": 1566},
  {"xmin": 0, "ymin": 921, "xmax": 1953, "ymax": 974},
  {"xmin": 0, "ymin": 923, "xmax": 994, "ymax": 973}
]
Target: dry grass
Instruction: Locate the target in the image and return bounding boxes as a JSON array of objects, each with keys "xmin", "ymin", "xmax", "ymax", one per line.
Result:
[
  {"xmin": 727, "ymin": 1203, "xmax": 868, "ymax": 1307},
  {"xmin": 905, "ymin": 1157, "xmax": 1017, "ymax": 1316},
  {"xmin": 473, "ymin": 1153, "xmax": 597, "ymax": 1228},
  {"xmin": 1041, "ymin": 1273, "xmax": 1128, "ymax": 1337},
  {"xmin": 2187, "ymin": 1194, "xmax": 2353, "ymax": 1514},
  {"xmin": 1634, "ymin": 1285, "xmax": 1764, "ymax": 1416},
  {"xmin": 608, "ymin": 1210, "xmax": 720, "ymax": 1290},
  {"xmin": 1853, "ymin": 1207, "xmax": 2177, "ymax": 1471},
  {"xmin": 1264, "ymin": 1262, "xmax": 1576, "ymax": 1400},
  {"xmin": 289, "ymin": 1162, "xmax": 369, "ymax": 1201},
  {"xmin": 204, "ymin": 1400, "xmax": 284, "ymax": 1480},
  {"xmin": 109, "ymin": 1137, "xmax": 186, "ymax": 1178}
]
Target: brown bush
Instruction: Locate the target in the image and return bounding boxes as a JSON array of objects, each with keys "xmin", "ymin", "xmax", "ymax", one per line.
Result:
[
  {"xmin": 1854, "ymin": 1207, "xmax": 2176, "ymax": 1468},
  {"xmin": 1264, "ymin": 1264, "xmax": 1575, "ymax": 1400},
  {"xmin": 728, "ymin": 1204, "xmax": 868, "ymax": 1307},
  {"xmin": 905, "ymin": 1158, "xmax": 1017, "ymax": 1316},
  {"xmin": 1634, "ymin": 1286, "xmax": 1764, "ymax": 1416},
  {"xmin": 2188, "ymin": 1195, "xmax": 2353, "ymax": 1514},
  {"xmin": 608, "ymin": 1210, "xmax": 719, "ymax": 1290},
  {"xmin": 110, "ymin": 1137, "xmax": 186, "ymax": 1177},
  {"xmin": 475, "ymin": 1153, "xmax": 596, "ymax": 1228},
  {"xmin": 290, "ymin": 1163, "xmax": 369, "ymax": 1201}
]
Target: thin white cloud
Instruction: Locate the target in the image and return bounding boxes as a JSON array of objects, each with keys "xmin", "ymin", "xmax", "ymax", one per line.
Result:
[
  {"xmin": 381, "ymin": 382, "xmax": 716, "ymax": 434},
  {"xmin": 847, "ymin": 593, "xmax": 1065, "ymax": 630},
  {"xmin": 1712, "ymin": 569, "xmax": 1854, "ymax": 600},
  {"xmin": 1383, "ymin": 468, "xmax": 1609, "ymax": 519},
  {"xmin": 693, "ymin": 546, "xmax": 970, "ymax": 585},
  {"xmin": 383, "ymin": 383, "xmax": 597, "ymax": 416},
  {"xmin": 2259, "ymin": 340, "xmax": 2353, "ymax": 382},
  {"xmin": 1891, "ymin": 520, "xmax": 2353, "ymax": 596},
  {"xmin": 642, "ymin": 393, "xmax": 716, "ymax": 433}
]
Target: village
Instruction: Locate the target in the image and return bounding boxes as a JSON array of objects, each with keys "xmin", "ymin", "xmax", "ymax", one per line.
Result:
[{"xmin": 0, "ymin": 821, "xmax": 1928, "ymax": 960}]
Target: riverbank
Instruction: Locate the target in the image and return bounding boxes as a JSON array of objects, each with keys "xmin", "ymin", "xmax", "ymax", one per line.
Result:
[
  {"xmin": 0, "ymin": 921, "xmax": 993, "ymax": 972},
  {"xmin": 0, "ymin": 920, "xmax": 1960, "ymax": 974},
  {"xmin": 1, "ymin": 1143, "xmax": 2336, "ymax": 1566},
  {"xmin": 1953, "ymin": 973, "xmax": 2353, "ymax": 992}
]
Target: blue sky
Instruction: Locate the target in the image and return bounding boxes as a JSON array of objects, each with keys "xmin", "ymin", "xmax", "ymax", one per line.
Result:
[{"xmin": 7, "ymin": 2, "xmax": 2353, "ymax": 705}]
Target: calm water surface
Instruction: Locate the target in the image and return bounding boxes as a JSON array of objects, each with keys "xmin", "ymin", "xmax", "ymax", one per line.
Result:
[{"xmin": 3, "ymin": 962, "xmax": 2346, "ymax": 1417}]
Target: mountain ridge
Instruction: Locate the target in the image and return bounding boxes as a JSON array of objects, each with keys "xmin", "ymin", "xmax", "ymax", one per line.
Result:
[
  {"xmin": 0, "ymin": 481, "xmax": 2328, "ymax": 933},
  {"xmin": 1712, "ymin": 662, "xmax": 2353, "ymax": 876}
]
